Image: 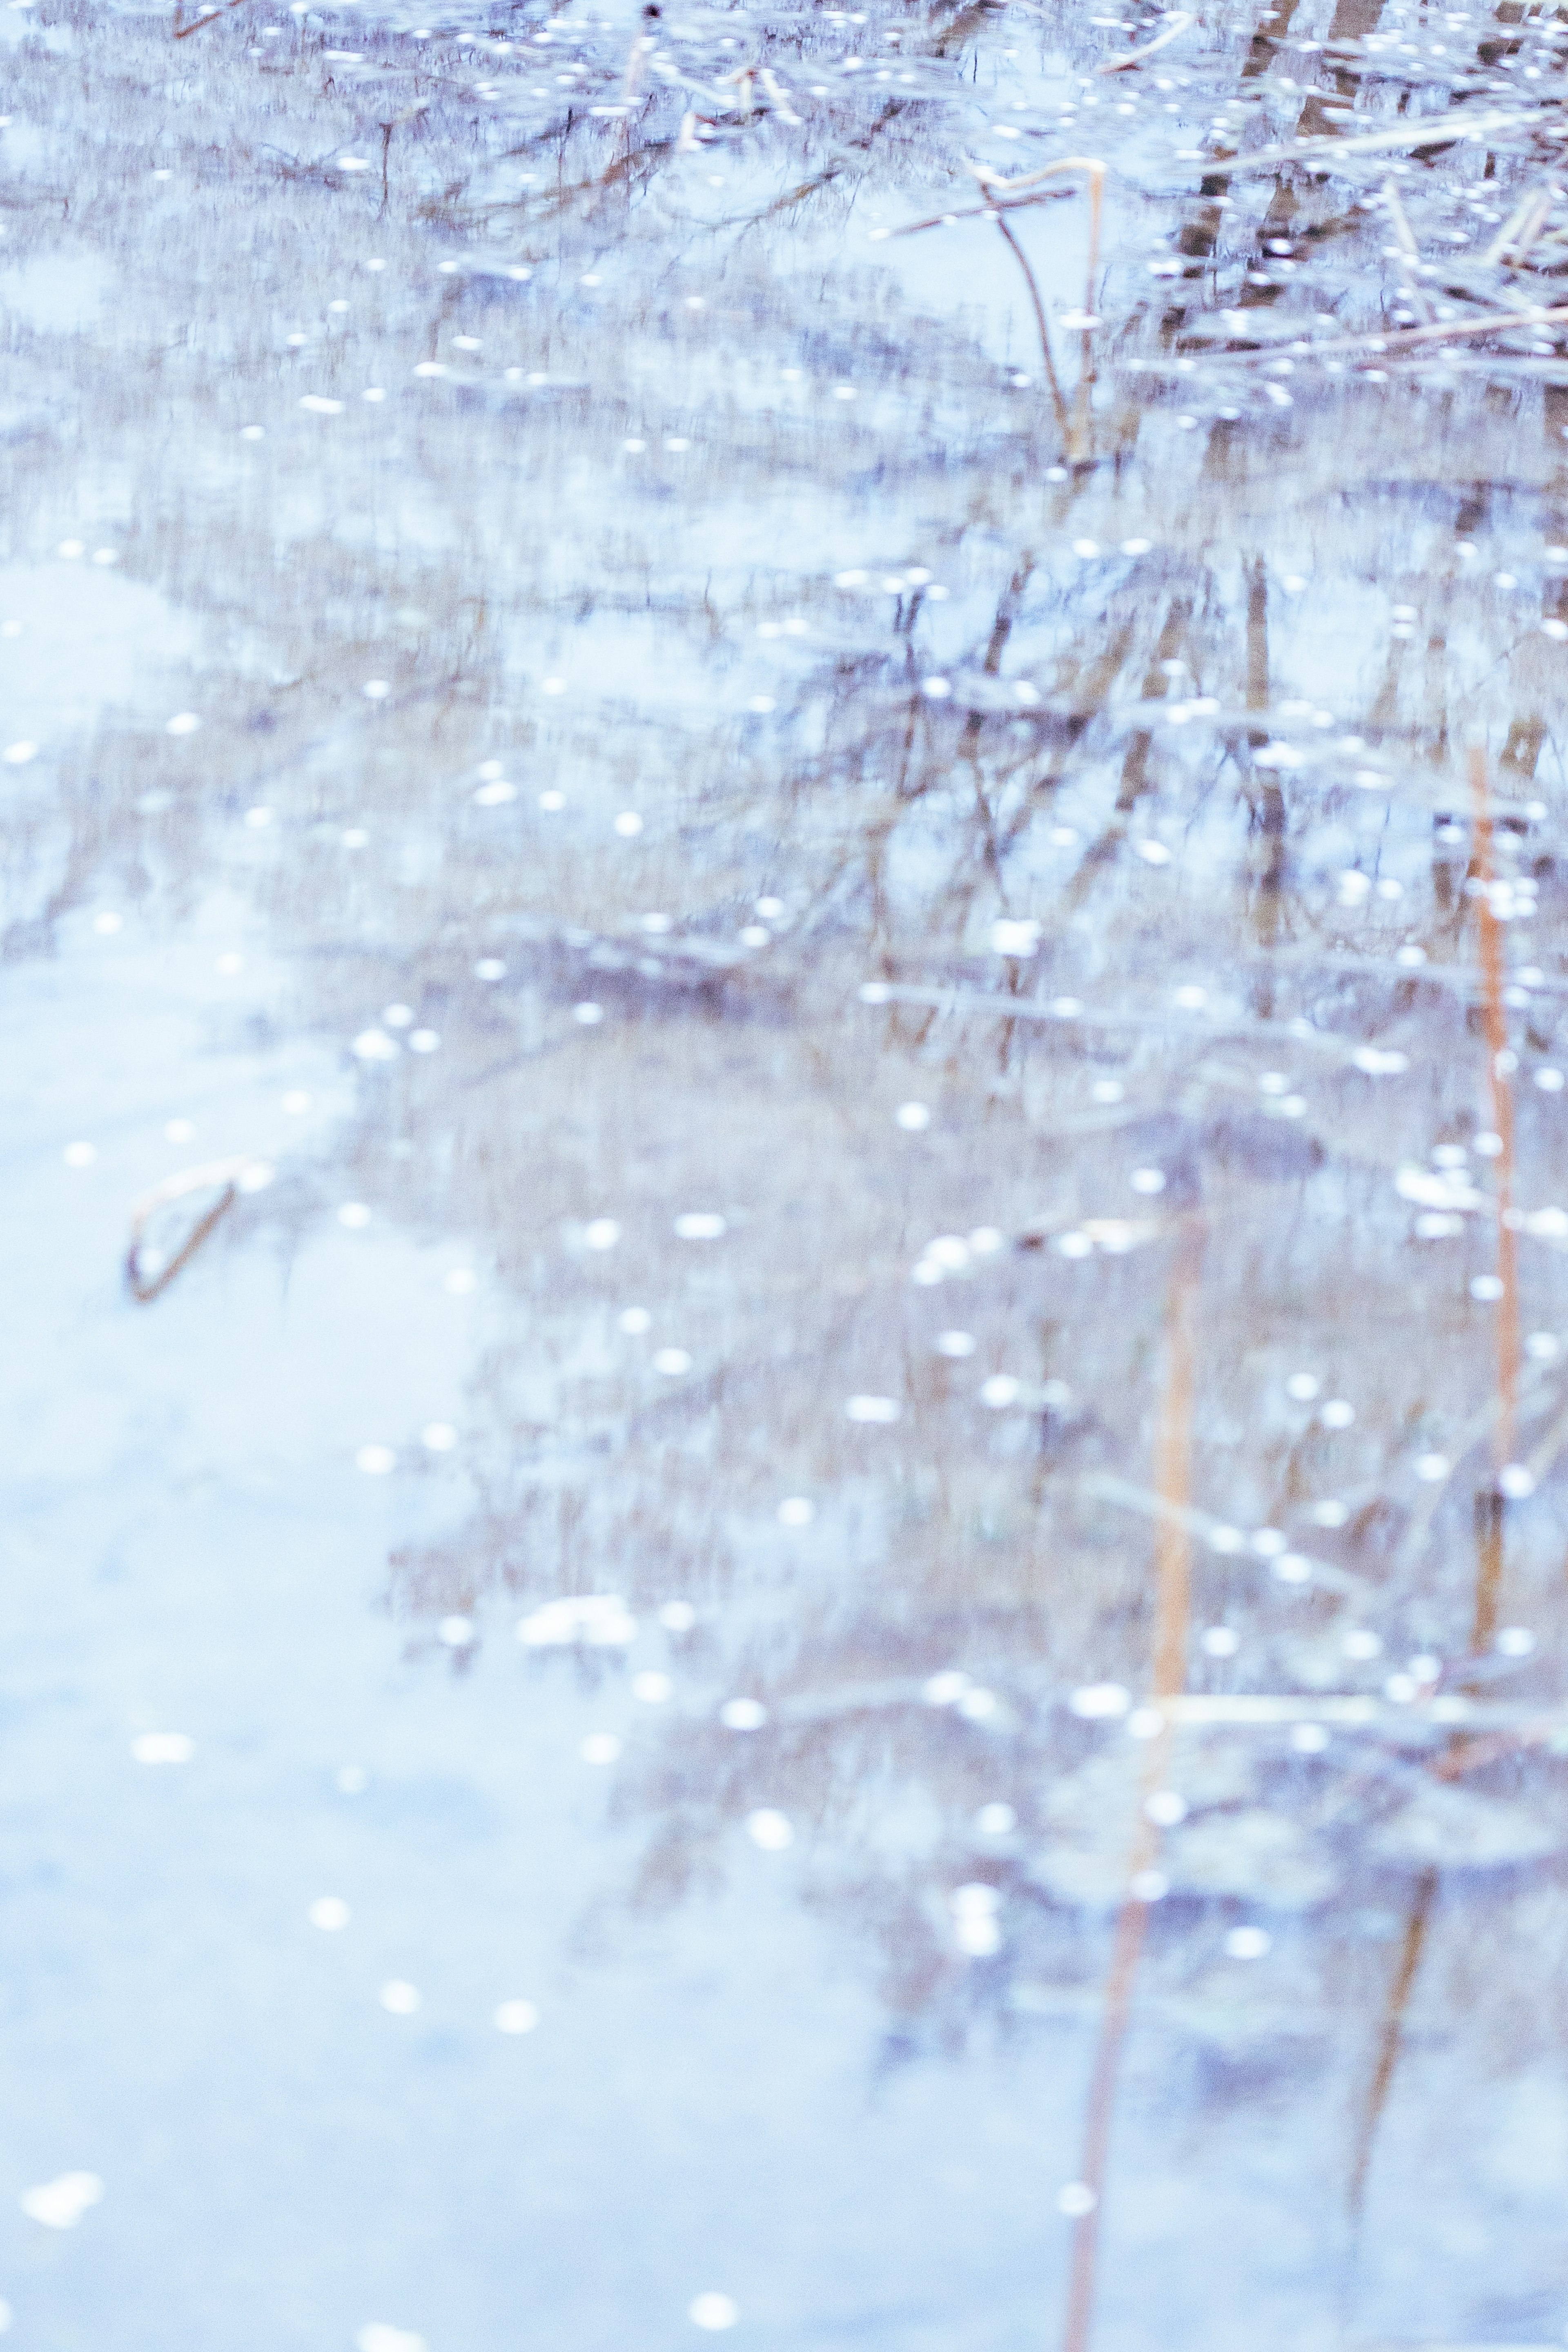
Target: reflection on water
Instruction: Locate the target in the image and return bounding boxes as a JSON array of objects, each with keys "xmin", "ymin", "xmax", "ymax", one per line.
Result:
[{"xmin": 4, "ymin": 0, "xmax": 1568, "ymax": 2342}]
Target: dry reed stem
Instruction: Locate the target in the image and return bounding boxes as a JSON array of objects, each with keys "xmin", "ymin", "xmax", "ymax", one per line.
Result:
[
  {"xmin": 1095, "ymin": 10, "xmax": 1192, "ymax": 72},
  {"xmin": 1060, "ymin": 1214, "xmax": 1204, "ymax": 2352},
  {"xmin": 1468, "ymin": 743, "xmax": 1520, "ymax": 1654},
  {"xmin": 1346, "ymin": 1867, "xmax": 1440, "ymax": 2231}
]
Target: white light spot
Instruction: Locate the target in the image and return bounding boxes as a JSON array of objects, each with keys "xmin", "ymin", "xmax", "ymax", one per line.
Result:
[
  {"xmin": 1201, "ymin": 1626, "xmax": 1240, "ymax": 1657},
  {"xmin": 1145, "ymin": 1790, "xmax": 1187, "ymax": 1826},
  {"xmin": 62, "ymin": 1140, "xmax": 96, "ymax": 1168},
  {"xmin": 1057, "ymin": 2182, "xmax": 1097, "ymax": 2218},
  {"xmin": 338, "ymin": 1202, "xmax": 372, "ymax": 1230},
  {"xmin": 494, "ymin": 2000, "xmax": 539, "ymax": 2034},
  {"xmin": 574, "ymin": 1002, "xmax": 605, "ymax": 1025},
  {"xmin": 379, "ymin": 1981, "xmax": 421, "ymax": 2015},
  {"xmin": 165, "ymin": 713, "xmax": 201, "ymax": 737},
  {"xmin": 747, "ymin": 1808, "xmax": 793, "ymax": 1849},
  {"xmin": 777, "ymin": 1496, "xmax": 815, "ymax": 1525},
  {"xmin": 653, "ymin": 1348, "xmax": 693, "ymax": 1376},
  {"xmin": 518, "ymin": 1596, "xmax": 635, "ymax": 1648},
  {"xmin": 438, "ymin": 1616, "xmax": 474, "ymax": 1648},
  {"xmin": 299, "ymin": 394, "xmax": 344, "ymax": 415},
  {"xmin": 584, "ymin": 1219, "xmax": 621, "ymax": 1250},
  {"xmin": 309, "ymin": 1897, "xmax": 350, "ymax": 1931},
  {"xmin": 674, "ymin": 1212, "xmax": 726, "ymax": 1240},
  {"xmin": 20, "ymin": 2174, "xmax": 104, "ymax": 2230},
  {"xmin": 444, "ymin": 1269, "xmax": 476, "ymax": 1295},
  {"xmin": 980, "ymin": 1374, "xmax": 1021, "ymax": 1408},
  {"xmin": 3, "ymin": 739, "xmax": 37, "ymax": 764},
  {"xmin": 936, "ymin": 1331, "xmax": 976, "ymax": 1358},
  {"xmin": 614, "ymin": 811, "xmax": 644, "ymax": 837},
  {"xmin": 579, "ymin": 1733, "xmax": 622, "ymax": 1764},
  {"xmin": 660, "ymin": 1601, "xmax": 697, "ymax": 1633},
  {"xmin": 1225, "ymin": 1926, "xmax": 1272, "ymax": 1960},
  {"xmin": 1130, "ymin": 1168, "xmax": 1166, "ymax": 1196},
  {"xmin": 633, "ymin": 1671, "xmax": 672, "ymax": 1703},
  {"xmin": 130, "ymin": 1733, "xmax": 193, "ymax": 1764},
  {"xmin": 355, "ymin": 1444, "xmax": 396, "ymax": 1475},
  {"xmin": 1343, "ymin": 1629, "xmax": 1382, "ymax": 1661},
  {"xmin": 1497, "ymin": 1625, "xmax": 1536, "ymax": 1657},
  {"xmin": 357, "ymin": 2328, "xmax": 425, "ymax": 2352},
  {"xmin": 1070, "ymin": 1682, "xmax": 1130, "ymax": 1719},
  {"xmin": 1320, "ymin": 1399, "xmax": 1355, "ymax": 1429},
  {"xmin": 845, "ymin": 1394, "xmax": 900, "ymax": 1422},
  {"xmin": 353, "ymin": 1028, "xmax": 399, "ymax": 1062},
  {"xmin": 922, "ymin": 675, "xmax": 951, "ymax": 699},
  {"xmin": 1285, "ymin": 1373, "xmax": 1320, "ymax": 1401},
  {"xmin": 690, "ymin": 2296, "xmax": 739, "ymax": 2332},
  {"xmin": 991, "ymin": 918, "xmax": 1041, "ymax": 956},
  {"xmin": 719, "ymin": 1698, "xmax": 768, "ymax": 1731},
  {"xmin": 409, "ymin": 1029, "xmax": 440, "ymax": 1053}
]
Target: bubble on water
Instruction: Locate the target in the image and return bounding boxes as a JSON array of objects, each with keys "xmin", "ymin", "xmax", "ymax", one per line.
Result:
[
  {"xmin": 495, "ymin": 1999, "xmax": 539, "ymax": 2034},
  {"xmin": 747, "ymin": 1808, "xmax": 793, "ymax": 1849},
  {"xmin": 355, "ymin": 1444, "xmax": 396, "ymax": 1475},
  {"xmin": 131, "ymin": 1732, "xmax": 193, "ymax": 1764},
  {"xmin": 309, "ymin": 1897, "xmax": 350, "ymax": 1931},
  {"xmin": 689, "ymin": 2295, "xmax": 739, "ymax": 2332},
  {"xmin": 778, "ymin": 1496, "xmax": 815, "ymax": 1525},
  {"xmin": 720, "ymin": 1698, "xmax": 767, "ymax": 1731}
]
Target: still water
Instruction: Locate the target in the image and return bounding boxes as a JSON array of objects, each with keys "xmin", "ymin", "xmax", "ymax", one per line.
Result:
[{"xmin": 4, "ymin": 0, "xmax": 1568, "ymax": 2342}]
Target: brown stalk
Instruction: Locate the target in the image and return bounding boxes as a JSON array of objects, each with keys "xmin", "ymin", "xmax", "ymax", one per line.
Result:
[
  {"xmin": 1468, "ymin": 743, "xmax": 1519, "ymax": 1654},
  {"xmin": 1346, "ymin": 1867, "xmax": 1439, "ymax": 2229},
  {"xmin": 174, "ymin": 0, "xmax": 248, "ymax": 38},
  {"xmin": 1060, "ymin": 1213, "xmax": 1204, "ymax": 2352}
]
